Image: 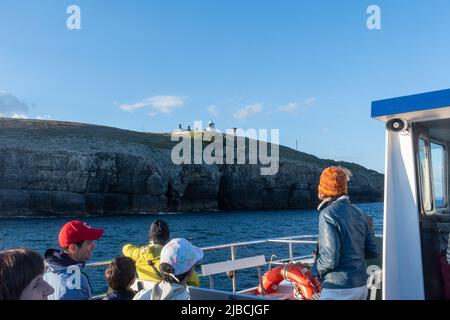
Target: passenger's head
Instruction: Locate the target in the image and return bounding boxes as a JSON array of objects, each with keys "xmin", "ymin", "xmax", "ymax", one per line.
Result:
[
  {"xmin": 0, "ymin": 249, "xmax": 54, "ymax": 300},
  {"xmin": 318, "ymin": 166, "xmax": 351, "ymax": 200},
  {"xmin": 105, "ymin": 257, "xmax": 136, "ymax": 291},
  {"xmin": 159, "ymin": 238, "xmax": 204, "ymax": 284},
  {"xmin": 149, "ymin": 219, "xmax": 170, "ymax": 246},
  {"xmin": 58, "ymin": 221, "xmax": 104, "ymax": 262}
]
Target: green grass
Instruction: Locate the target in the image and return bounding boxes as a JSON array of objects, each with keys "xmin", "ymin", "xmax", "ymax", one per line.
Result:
[{"xmin": 0, "ymin": 118, "xmax": 383, "ymax": 176}]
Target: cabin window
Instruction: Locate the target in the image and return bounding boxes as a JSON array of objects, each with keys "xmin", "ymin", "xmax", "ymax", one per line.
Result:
[
  {"xmin": 431, "ymin": 142, "xmax": 447, "ymax": 209},
  {"xmin": 418, "ymin": 138, "xmax": 433, "ymax": 212}
]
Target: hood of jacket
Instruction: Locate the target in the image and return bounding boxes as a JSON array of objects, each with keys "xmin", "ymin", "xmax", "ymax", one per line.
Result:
[
  {"xmin": 44, "ymin": 249, "xmax": 85, "ymax": 272},
  {"xmin": 133, "ymin": 281, "xmax": 190, "ymax": 300},
  {"xmin": 152, "ymin": 282, "xmax": 190, "ymax": 300},
  {"xmin": 140, "ymin": 243, "xmax": 163, "ymax": 259}
]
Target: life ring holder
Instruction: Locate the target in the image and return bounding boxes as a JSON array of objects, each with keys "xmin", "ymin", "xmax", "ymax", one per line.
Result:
[{"xmin": 268, "ymin": 254, "xmax": 306, "ymax": 284}]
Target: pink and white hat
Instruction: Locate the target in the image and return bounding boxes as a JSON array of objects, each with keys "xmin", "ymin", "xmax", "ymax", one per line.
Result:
[{"xmin": 160, "ymin": 238, "xmax": 204, "ymax": 276}]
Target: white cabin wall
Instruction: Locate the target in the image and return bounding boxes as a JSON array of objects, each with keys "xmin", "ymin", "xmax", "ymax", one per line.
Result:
[{"xmin": 382, "ymin": 130, "xmax": 425, "ymax": 300}]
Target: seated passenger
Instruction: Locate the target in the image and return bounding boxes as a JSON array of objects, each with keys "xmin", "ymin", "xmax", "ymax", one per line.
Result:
[
  {"xmin": 44, "ymin": 220, "xmax": 104, "ymax": 300},
  {"xmin": 104, "ymin": 257, "xmax": 137, "ymax": 300},
  {"xmin": 133, "ymin": 238, "xmax": 204, "ymax": 300},
  {"xmin": 122, "ymin": 219, "xmax": 200, "ymax": 287},
  {"xmin": 0, "ymin": 248, "xmax": 54, "ymax": 300}
]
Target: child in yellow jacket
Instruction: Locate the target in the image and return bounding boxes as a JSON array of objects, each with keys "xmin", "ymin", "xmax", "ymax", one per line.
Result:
[{"xmin": 122, "ymin": 219, "xmax": 200, "ymax": 287}]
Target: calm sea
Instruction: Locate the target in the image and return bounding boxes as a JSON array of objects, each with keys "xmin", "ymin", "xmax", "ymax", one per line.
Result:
[{"xmin": 0, "ymin": 202, "xmax": 383, "ymax": 295}]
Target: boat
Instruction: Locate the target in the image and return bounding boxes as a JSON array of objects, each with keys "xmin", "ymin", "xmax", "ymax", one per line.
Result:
[
  {"xmin": 83, "ymin": 88, "xmax": 450, "ymax": 300},
  {"xmin": 372, "ymin": 88, "xmax": 450, "ymax": 300}
]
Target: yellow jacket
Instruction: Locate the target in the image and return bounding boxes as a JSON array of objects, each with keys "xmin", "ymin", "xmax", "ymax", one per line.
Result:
[{"xmin": 122, "ymin": 243, "xmax": 200, "ymax": 287}]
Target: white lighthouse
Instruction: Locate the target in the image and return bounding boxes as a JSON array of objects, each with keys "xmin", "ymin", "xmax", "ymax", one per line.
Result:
[{"xmin": 206, "ymin": 119, "xmax": 216, "ymax": 132}]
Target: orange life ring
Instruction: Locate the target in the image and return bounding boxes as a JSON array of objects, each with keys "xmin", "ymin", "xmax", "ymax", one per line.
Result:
[{"xmin": 256, "ymin": 263, "xmax": 321, "ymax": 300}]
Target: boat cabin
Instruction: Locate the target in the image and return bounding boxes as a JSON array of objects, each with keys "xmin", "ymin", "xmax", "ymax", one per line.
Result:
[{"xmin": 372, "ymin": 89, "xmax": 450, "ymax": 300}]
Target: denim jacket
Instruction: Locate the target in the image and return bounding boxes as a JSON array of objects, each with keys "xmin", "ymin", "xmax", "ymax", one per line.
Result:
[{"xmin": 311, "ymin": 196, "xmax": 379, "ymax": 289}]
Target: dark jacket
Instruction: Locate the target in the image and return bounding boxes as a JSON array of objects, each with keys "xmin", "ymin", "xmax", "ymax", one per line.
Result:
[
  {"xmin": 311, "ymin": 196, "xmax": 379, "ymax": 289},
  {"xmin": 103, "ymin": 290, "xmax": 136, "ymax": 301},
  {"xmin": 43, "ymin": 249, "xmax": 93, "ymax": 300}
]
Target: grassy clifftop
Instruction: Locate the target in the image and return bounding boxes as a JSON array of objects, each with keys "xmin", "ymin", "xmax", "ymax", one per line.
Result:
[{"xmin": 0, "ymin": 117, "xmax": 381, "ymax": 172}]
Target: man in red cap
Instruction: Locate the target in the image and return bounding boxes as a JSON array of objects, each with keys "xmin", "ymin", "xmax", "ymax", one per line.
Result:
[{"xmin": 43, "ymin": 221, "xmax": 104, "ymax": 300}]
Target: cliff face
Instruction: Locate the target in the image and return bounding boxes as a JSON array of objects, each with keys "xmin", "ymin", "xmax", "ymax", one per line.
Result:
[{"xmin": 0, "ymin": 119, "xmax": 384, "ymax": 216}]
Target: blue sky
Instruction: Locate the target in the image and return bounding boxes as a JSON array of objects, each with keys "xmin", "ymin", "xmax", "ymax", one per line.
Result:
[{"xmin": 1, "ymin": 0, "xmax": 450, "ymax": 173}]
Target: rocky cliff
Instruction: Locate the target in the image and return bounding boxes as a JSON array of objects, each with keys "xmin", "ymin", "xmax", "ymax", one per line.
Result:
[{"xmin": 0, "ymin": 118, "xmax": 384, "ymax": 216}]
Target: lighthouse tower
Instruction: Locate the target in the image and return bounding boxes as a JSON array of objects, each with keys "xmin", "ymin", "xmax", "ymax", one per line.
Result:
[{"xmin": 206, "ymin": 119, "xmax": 216, "ymax": 132}]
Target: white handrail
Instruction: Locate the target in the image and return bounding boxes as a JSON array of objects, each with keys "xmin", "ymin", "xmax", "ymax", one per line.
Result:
[
  {"xmin": 85, "ymin": 235, "xmax": 319, "ymax": 269},
  {"xmin": 85, "ymin": 234, "xmax": 382, "ymax": 269},
  {"xmin": 87, "ymin": 233, "xmax": 383, "ymax": 298}
]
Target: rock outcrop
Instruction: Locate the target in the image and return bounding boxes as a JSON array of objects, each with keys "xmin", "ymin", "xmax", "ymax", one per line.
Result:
[{"xmin": 0, "ymin": 118, "xmax": 384, "ymax": 216}]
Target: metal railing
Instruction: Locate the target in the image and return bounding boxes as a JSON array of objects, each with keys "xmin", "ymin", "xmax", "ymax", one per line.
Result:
[
  {"xmin": 86, "ymin": 234, "xmax": 320, "ymax": 296},
  {"xmin": 86, "ymin": 234, "xmax": 320, "ymax": 269},
  {"xmin": 87, "ymin": 233, "xmax": 382, "ymax": 298}
]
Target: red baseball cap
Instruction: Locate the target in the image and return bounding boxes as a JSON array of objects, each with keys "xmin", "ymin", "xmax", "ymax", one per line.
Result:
[{"xmin": 58, "ymin": 221, "xmax": 104, "ymax": 247}]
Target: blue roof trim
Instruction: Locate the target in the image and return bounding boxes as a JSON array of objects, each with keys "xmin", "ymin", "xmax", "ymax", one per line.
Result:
[{"xmin": 371, "ymin": 89, "xmax": 450, "ymax": 118}]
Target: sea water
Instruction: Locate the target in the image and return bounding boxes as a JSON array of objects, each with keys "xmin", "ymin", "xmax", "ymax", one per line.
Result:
[{"xmin": 0, "ymin": 202, "xmax": 383, "ymax": 295}]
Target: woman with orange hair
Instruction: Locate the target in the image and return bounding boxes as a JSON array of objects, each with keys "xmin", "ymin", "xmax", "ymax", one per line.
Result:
[{"xmin": 311, "ymin": 167, "xmax": 379, "ymax": 300}]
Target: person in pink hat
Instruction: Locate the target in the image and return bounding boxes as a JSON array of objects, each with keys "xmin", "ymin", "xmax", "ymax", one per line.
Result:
[
  {"xmin": 133, "ymin": 238, "xmax": 204, "ymax": 300},
  {"xmin": 43, "ymin": 221, "xmax": 104, "ymax": 300}
]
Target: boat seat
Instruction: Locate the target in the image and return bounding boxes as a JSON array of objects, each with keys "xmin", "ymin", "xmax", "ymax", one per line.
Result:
[
  {"xmin": 201, "ymin": 255, "xmax": 266, "ymax": 277},
  {"xmin": 188, "ymin": 286, "xmax": 271, "ymax": 300},
  {"xmin": 200, "ymin": 255, "xmax": 266, "ymax": 291}
]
